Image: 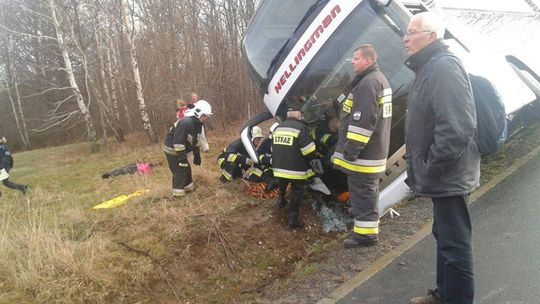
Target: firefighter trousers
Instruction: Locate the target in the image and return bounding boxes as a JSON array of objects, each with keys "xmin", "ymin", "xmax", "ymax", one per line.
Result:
[
  {"xmin": 165, "ymin": 153, "xmax": 192, "ymax": 193},
  {"xmin": 279, "ymin": 179, "xmax": 305, "ymax": 214},
  {"xmin": 348, "ymin": 173, "xmax": 380, "ymax": 235}
]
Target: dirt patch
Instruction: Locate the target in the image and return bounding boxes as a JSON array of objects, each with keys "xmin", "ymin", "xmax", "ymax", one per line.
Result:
[
  {"xmin": 240, "ymin": 197, "xmax": 433, "ymax": 304},
  {"xmin": 125, "ymin": 122, "xmax": 539, "ymax": 304}
]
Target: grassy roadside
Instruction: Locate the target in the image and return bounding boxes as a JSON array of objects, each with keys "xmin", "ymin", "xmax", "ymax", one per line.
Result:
[
  {"xmin": 0, "ymin": 126, "xmax": 246, "ymax": 303},
  {"xmin": 1, "ymin": 121, "xmax": 539, "ymax": 304}
]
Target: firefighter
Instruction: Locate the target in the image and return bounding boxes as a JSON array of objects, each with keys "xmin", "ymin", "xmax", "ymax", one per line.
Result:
[
  {"xmin": 0, "ymin": 137, "xmax": 28, "ymax": 196},
  {"xmin": 245, "ymin": 123, "xmax": 278, "ymax": 184},
  {"xmin": 163, "ymin": 100, "xmax": 213, "ymax": 197},
  {"xmin": 331, "ymin": 44, "xmax": 392, "ymax": 247},
  {"xmin": 217, "ymin": 126, "xmax": 264, "ymax": 183},
  {"xmin": 272, "ymin": 107, "xmax": 317, "ymax": 229}
]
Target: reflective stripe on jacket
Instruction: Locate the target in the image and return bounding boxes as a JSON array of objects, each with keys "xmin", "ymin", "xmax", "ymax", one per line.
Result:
[
  {"xmin": 163, "ymin": 116, "xmax": 202, "ymax": 157},
  {"xmin": 272, "ymin": 118, "xmax": 316, "ymax": 180},
  {"xmin": 332, "ymin": 64, "xmax": 392, "ymax": 174},
  {"xmin": 216, "ymin": 138, "xmax": 251, "ymax": 167}
]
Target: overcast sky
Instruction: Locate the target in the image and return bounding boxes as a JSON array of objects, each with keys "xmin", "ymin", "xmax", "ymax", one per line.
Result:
[{"xmin": 437, "ymin": 0, "xmax": 537, "ymax": 13}]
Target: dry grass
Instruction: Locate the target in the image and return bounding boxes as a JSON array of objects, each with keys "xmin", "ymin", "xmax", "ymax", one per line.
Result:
[{"xmin": 0, "ymin": 122, "xmax": 320, "ymax": 303}]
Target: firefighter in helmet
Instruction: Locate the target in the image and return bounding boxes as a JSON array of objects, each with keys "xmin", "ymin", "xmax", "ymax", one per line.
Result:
[
  {"xmin": 217, "ymin": 126, "xmax": 264, "ymax": 183},
  {"xmin": 245, "ymin": 123, "xmax": 278, "ymax": 184},
  {"xmin": 163, "ymin": 100, "xmax": 213, "ymax": 197}
]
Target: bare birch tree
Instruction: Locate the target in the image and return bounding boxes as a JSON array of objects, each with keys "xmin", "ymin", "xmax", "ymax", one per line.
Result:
[
  {"xmin": 120, "ymin": 0, "xmax": 157, "ymax": 143},
  {"xmin": 47, "ymin": 0, "xmax": 99, "ymax": 151}
]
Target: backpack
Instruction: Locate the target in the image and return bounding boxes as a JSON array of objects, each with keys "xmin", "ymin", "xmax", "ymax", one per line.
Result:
[
  {"xmin": 428, "ymin": 53, "xmax": 508, "ymax": 155},
  {"xmin": 469, "ymin": 74, "xmax": 507, "ymax": 155}
]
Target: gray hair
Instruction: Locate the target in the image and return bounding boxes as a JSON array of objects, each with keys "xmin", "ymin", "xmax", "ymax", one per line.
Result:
[{"xmin": 414, "ymin": 12, "xmax": 445, "ymax": 39}]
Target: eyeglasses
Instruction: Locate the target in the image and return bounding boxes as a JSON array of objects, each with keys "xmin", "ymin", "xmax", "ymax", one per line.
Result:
[{"xmin": 403, "ymin": 30, "xmax": 432, "ymax": 38}]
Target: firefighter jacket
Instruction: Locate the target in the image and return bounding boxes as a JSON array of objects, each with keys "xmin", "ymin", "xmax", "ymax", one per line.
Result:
[
  {"xmin": 332, "ymin": 64, "xmax": 392, "ymax": 175},
  {"xmin": 256, "ymin": 137, "xmax": 272, "ymax": 167},
  {"xmin": 404, "ymin": 40, "xmax": 480, "ymax": 197},
  {"xmin": 163, "ymin": 116, "xmax": 202, "ymax": 159},
  {"xmin": 217, "ymin": 139, "xmax": 253, "ymax": 169},
  {"xmin": 0, "ymin": 144, "xmax": 14, "ymax": 170},
  {"xmin": 272, "ymin": 117, "xmax": 317, "ymax": 180},
  {"xmin": 310, "ymin": 114, "xmax": 338, "ymax": 156}
]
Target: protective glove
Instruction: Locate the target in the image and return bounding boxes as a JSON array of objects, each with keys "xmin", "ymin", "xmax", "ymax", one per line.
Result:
[{"xmin": 194, "ymin": 153, "xmax": 201, "ymax": 166}]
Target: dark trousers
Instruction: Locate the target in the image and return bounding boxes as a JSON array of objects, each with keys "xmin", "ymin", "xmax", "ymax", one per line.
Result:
[
  {"xmin": 2, "ymin": 168, "xmax": 26, "ymax": 193},
  {"xmin": 279, "ymin": 179, "xmax": 305, "ymax": 214},
  {"xmin": 432, "ymin": 195, "xmax": 474, "ymax": 304},
  {"xmin": 165, "ymin": 153, "xmax": 192, "ymax": 190},
  {"xmin": 2, "ymin": 178, "xmax": 26, "ymax": 192},
  {"xmin": 348, "ymin": 173, "xmax": 380, "ymax": 222}
]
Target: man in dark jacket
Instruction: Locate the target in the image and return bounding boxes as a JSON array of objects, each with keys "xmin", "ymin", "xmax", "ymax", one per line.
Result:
[
  {"xmin": 0, "ymin": 137, "xmax": 28, "ymax": 195},
  {"xmin": 163, "ymin": 100, "xmax": 212, "ymax": 197},
  {"xmin": 404, "ymin": 12, "xmax": 479, "ymax": 304},
  {"xmin": 332, "ymin": 44, "xmax": 392, "ymax": 248},
  {"xmin": 272, "ymin": 107, "xmax": 316, "ymax": 228}
]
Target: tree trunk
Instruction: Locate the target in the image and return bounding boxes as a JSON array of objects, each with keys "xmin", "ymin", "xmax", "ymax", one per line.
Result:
[
  {"xmin": 120, "ymin": 0, "xmax": 157, "ymax": 143},
  {"xmin": 47, "ymin": 0, "xmax": 99, "ymax": 152},
  {"xmin": 92, "ymin": 7, "xmax": 124, "ymax": 142},
  {"xmin": 3, "ymin": 46, "xmax": 30, "ymax": 147}
]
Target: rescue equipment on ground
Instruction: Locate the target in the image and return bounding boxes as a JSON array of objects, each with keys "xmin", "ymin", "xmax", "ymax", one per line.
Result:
[{"xmin": 93, "ymin": 189, "xmax": 149, "ymax": 209}]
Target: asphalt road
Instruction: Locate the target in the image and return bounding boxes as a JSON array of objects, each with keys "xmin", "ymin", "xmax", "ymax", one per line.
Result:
[{"xmin": 338, "ymin": 150, "xmax": 540, "ymax": 304}]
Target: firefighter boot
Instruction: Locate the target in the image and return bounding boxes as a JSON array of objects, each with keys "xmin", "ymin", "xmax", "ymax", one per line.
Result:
[
  {"xmin": 410, "ymin": 290, "xmax": 444, "ymax": 304},
  {"xmin": 288, "ymin": 212, "xmax": 304, "ymax": 229},
  {"xmin": 278, "ymin": 195, "xmax": 288, "ymax": 208},
  {"xmin": 343, "ymin": 233, "xmax": 378, "ymax": 248}
]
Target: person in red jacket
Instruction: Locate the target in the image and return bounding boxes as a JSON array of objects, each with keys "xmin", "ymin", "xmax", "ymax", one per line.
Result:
[{"xmin": 176, "ymin": 99, "xmax": 188, "ymax": 120}]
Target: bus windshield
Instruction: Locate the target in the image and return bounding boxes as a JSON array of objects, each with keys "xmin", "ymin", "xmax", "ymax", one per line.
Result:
[
  {"xmin": 241, "ymin": 0, "xmax": 318, "ymax": 86},
  {"xmin": 281, "ymin": 0, "xmax": 414, "ymax": 124}
]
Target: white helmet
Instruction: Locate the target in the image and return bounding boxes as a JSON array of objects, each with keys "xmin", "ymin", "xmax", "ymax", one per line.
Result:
[
  {"xmin": 193, "ymin": 100, "xmax": 213, "ymax": 118},
  {"xmin": 0, "ymin": 137, "xmax": 5, "ymax": 144},
  {"xmin": 269, "ymin": 122, "xmax": 279, "ymax": 135},
  {"xmin": 251, "ymin": 126, "xmax": 264, "ymax": 139}
]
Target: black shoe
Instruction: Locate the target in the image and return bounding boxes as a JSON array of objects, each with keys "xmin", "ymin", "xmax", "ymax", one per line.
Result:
[
  {"xmin": 288, "ymin": 218, "xmax": 304, "ymax": 229},
  {"xmin": 343, "ymin": 234, "xmax": 378, "ymax": 248},
  {"xmin": 219, "ymin": 176, "xmax": 228, "ymax": 183},
  {"xmin": 410, "ymin": 289, "xmax": 444, "ymax": 304}
]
